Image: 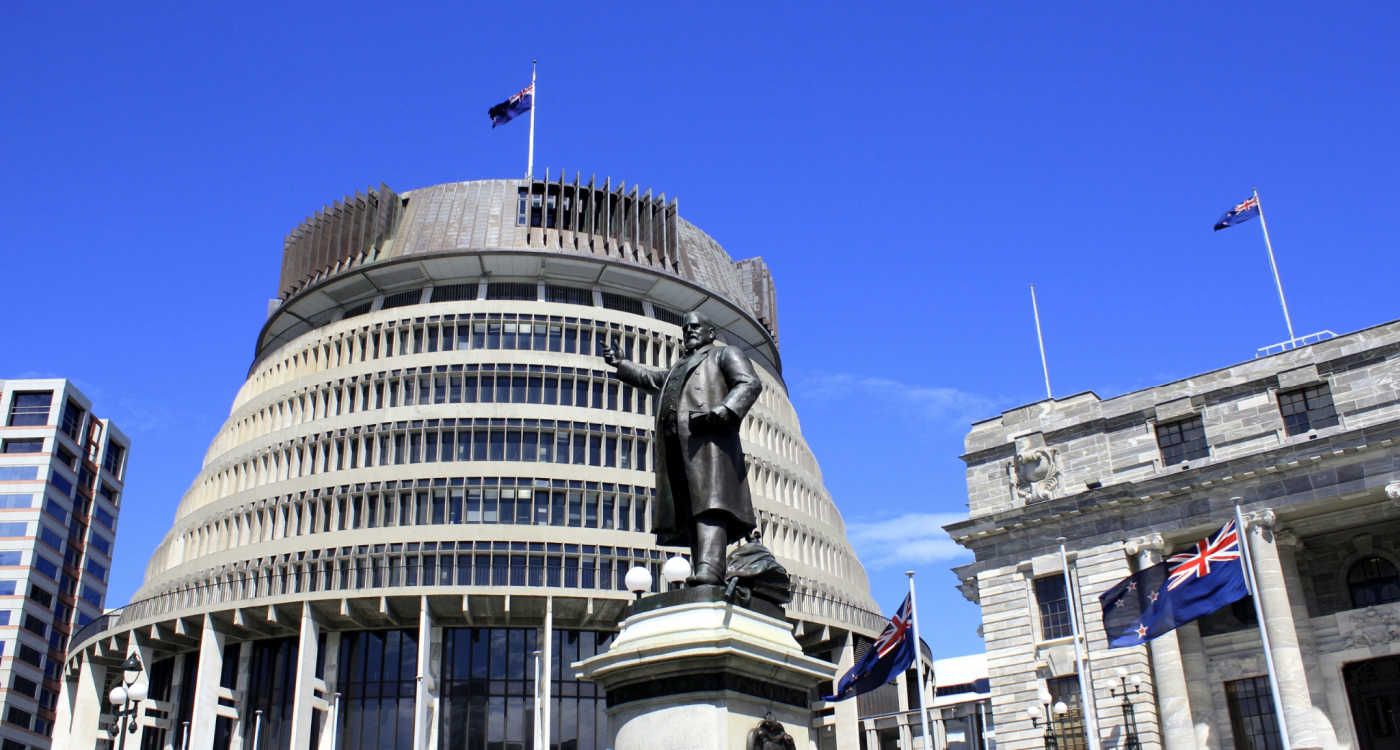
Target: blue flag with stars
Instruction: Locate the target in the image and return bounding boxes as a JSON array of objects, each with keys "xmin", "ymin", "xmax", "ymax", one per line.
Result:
[
  {"xmin": 1100, "ymin": 520, "xmax": 1251, "ymax": 648},
  {"xmin": 1213, "ymin": 195, "xmax": 1260, "ymax": 231},
  {"xmin": 823, "ymin": 594, "xmax": 916, "ymax": 701}
]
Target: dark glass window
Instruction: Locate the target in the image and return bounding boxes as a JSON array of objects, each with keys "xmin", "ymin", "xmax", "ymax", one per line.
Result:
[
  {"xmin": 1156, "ymin": 416, "xmax": 1209, "ymax": 465},
  {"xmin": 1278, "ymin": 384, "xmax": 1339, "ymax": 436},
  {"xmin": 652, "ymin": 305, "xmax": 684, "ymax": 326},
  {"xmin": 380, "ymin": 289, "xmax": 422, "ymax": 310},
  {"xmin": 545, "ymin": 284, "xmax": 594, "ymax": 306},
  {"xmin": 431, "ymin": 283, "xmax": 478, "ymax": 303},
  {"xmin": 1, "ymin": 439, "xmax": 43, "ymax": 454},
  {"xmin": 1034, "ymin": 575, "xmax": 1074, "ymax": 640},
  {"xmin": 241, "ymin": 638, "xmax": 300, "ymax": 750},
  {"xmin": 1348, "ymin": 556, "xmax": 1400, "ymax": 609},
  {"xmin": 336, "ymin": 629, "xmax": 418, "ymax": 750},
  {"xmin": 599, "ymin": 292, "xmax": 644, "ymax": 315},
  {"xmin": 1226, "ymin": 675, "xmax": 1283, "ymax": 749},
  {"xmin": 486, "ymin": 282, "xmax": 538, "ymax": 301},
  {"xmin": 102, "ymin": 442, "xmax": 126, "ymax": 478},
  {"xmin": 59, "ymin": 400, "xmax": 84, "ymax": 441},
  {"xmin": 7, "ymin": 392, "xmax": 52, "ymax": 427}
]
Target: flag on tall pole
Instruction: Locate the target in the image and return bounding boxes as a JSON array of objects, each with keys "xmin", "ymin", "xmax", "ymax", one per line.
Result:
[
  {"xmin": 905, "ymin": 571, "xmax": 936, "ymax": 750},
  {"xmin": 823, "ymin": 594, "xmax": 916, "ymax": 702},
  {"xmin": 1059, "ymin": 539, "xmax": 1102, "ymax": 750},
  {"xmin": 486, "ymin": 60, "xmax": 538, "ymax": 180},
  {"xmin": 1213, "ymin": 189, "xmax": 1297, "ymax": 345}
]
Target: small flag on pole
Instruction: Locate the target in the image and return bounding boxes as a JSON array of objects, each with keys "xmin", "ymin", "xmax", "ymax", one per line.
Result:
[
  {"xmin": 823, "ymin": 594, "xmax": 916, "ymax": 701},
  {"xmin": 1100, "ymin": 520, "xmax": 1250, "ymax": 647},
  {"xmin": 489, "ymin": 83, "xmax": 534, "ymax": 128},
  {"xmin": 1213, "ymin": 195, "xmax": 1261, "ymax": 231}
]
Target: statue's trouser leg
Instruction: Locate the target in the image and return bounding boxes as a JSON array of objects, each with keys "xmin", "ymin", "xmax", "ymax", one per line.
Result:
[{"xmin": 689, "ymin": 512, "xmax": 728, "ymax": 584}]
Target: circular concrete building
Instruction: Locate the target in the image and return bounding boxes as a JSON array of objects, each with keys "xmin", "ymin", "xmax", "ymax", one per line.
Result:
[{"xmin": 55, "ymin": 177, "xmax": 883, "ymax": 750}]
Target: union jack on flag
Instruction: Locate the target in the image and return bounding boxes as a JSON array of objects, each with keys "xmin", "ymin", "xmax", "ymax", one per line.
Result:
[
  {"xmin": 1166, "ymin": 520, "xmax": 1242, "ymax": 591},
  {"xmin": 1213, "ymin": 193, "xmax": 1262, "ymax": 231},
  {"xmin": 874, "ymin": 595, "xmax": 914, "ymax": 658}
]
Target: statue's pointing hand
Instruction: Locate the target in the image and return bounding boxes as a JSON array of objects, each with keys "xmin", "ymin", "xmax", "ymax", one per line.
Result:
[{"xmin": 601, "ymin": 339, "xmax": 621, "ymax": 367}]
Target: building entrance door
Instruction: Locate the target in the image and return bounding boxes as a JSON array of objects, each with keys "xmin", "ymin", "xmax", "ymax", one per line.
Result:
[{"xmin": 1345, "ymin": 655, "xmax": 1400, "ymax": 749}]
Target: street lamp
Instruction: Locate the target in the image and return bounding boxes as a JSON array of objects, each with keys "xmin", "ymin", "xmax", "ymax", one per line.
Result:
[
  {"xmin": 661, "ymin": 556, "xmax": 691, "ymax": 589},
  {"xmin": 1025, "ymin": 687, "xmax": 1068, "ymax": 750},
  {"xmin": 107, "ymin": 653, "xmax": 148, "ymax": 750},
  {"xmin": 624, "ymin": 565, "xmax": 653, "ymax": 600},
  {"xmin": 1111, "ymin": 667, "xmax": 1144, "ymax": 750}
]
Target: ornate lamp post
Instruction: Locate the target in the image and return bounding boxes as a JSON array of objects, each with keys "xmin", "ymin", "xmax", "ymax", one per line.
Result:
[
  {"xmin": 107, "ymin": 653, "xmax": 148, "ymax": 750},
  {"xmin": 1110, "ymin": 667, "xmax": 1143, "ymax": 750},
  {"xmin": 1025, "ymin": 687, "xmax": 1069, "ymax": 749}
]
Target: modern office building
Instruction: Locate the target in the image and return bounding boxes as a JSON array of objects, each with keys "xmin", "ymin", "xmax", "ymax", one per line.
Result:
[
  {"xmin": 857, "ymin": 653, "xmax": 993, "ymax": 750},
  {"xmin": 0, "ymin": 379, "xmax": 128, "ymax": 750},
  {"xmin": 947, "ymin": 320, "xmax": 1400, "ymax": 749},
  {"xmin": 53, "ymin": 177, "xmax": 887, "ymax": 750}
]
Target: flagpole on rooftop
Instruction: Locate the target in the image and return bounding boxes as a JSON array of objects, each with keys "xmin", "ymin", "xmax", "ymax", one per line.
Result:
[
  {"xmin": 1030, "ymin": 284, "xmax": 1052, "ymax": 400},
  {"xmin": 1058, "ymin": 538, "xmax": 1102, "ymax": 750},
  {"xmin": 1233, "ymin": 500, "xmax": 1292, "ymax": 748},
  {"xmin": 526, "ymin": 59, "xmax": 537, "ymax": 180},
  {"xmin": 905, "ymin": 571, "xmax": 937, "ymax": 750},
  {"xmin": 1253, "ymin": 189, "xmax": 1296, "ymax": 346}
]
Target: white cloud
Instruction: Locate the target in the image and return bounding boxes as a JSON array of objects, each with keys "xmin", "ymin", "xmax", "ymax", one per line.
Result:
[
  {"xmin": 796, "ymin": 373, "xmax": 999, "ymax": 429},
  {"xmin": 847, "ymin": 512, "xmax": 972, "ymax": 569}
]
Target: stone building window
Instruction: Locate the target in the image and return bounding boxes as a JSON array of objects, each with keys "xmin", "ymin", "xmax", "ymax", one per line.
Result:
[
  {"xmin": 1277, "ymin": 384, "xmax": 1339, "ymax": 436},
  {"xmin": 1225, "ymin": 675, "xmax": 1283, "ymax": 749},
  {"xmin": 1155, "ymin": 416, "xmax": 1208, "ymax": 465},
  {"xmin": 1348, "ymin": 556, "xmax": 1400, "ymax": 609},
  {"xmin": 1033, "ymin": 575, "xmax": 1074, "ymax": 640},
  {"xmin": 1047, "ymin": 675, "xmax": 1088, "ymax": 749}
]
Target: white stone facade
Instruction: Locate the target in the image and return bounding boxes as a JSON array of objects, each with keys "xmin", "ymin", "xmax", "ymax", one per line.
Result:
[
  {"xmin": 949, "ymin": 320, "xmax": 1400, "ymax": 749},
  {"xmin": 53, "ymin": 178, "xmax": 882, "ymax": 750}
]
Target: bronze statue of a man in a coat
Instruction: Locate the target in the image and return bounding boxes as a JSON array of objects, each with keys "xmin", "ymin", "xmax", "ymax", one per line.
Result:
[{"xmin": 603, "ymin": 312, "xmax": 763, "ymax": 585}]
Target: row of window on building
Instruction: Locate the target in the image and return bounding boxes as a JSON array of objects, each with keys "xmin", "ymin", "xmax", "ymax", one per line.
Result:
[{"xmin": 1154, "ymin": 382, "xmax": 1339, "ymax": 467}]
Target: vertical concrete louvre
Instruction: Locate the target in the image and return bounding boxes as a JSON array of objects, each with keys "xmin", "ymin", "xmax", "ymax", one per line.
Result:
[{"xmin": 413, "ymin": 597, "xmax": 435, "ymax": 750}]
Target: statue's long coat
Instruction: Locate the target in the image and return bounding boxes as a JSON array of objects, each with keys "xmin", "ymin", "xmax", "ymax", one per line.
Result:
[{"xmin": 614, "ymin": 343, "xmax": 762, "ymax": 547}]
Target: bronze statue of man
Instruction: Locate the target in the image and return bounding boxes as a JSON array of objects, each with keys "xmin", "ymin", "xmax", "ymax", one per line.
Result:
[{"xmin": 602, "ymin": 312, "xmax": 762, "ymax": 585}]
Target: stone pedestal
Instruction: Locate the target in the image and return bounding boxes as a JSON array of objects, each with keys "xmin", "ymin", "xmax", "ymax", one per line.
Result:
[{"xmin": 574, "ymin": 588, "xmax": 835, "ymax": 750}]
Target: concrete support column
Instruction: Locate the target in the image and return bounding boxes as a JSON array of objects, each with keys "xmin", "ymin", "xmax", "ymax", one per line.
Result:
[
  {"xmin": 1244, "ymin": 509, "xmax": 1323, "ymax": 749},
  {"xmin": 164, "ymin": 653, "xmax": 189, "ymax": 750},
  {"xmin": 127, "ymin": 631, "xmax": 158, "ymax": 750},
  {"xmin": 414, "ymin": 596, "xmax": 437, "ymax": 750},
  {"xmin": 59, "ymin": 652, "xmax": 107, "ymax": 748},
  {"xmin": 189, "ymin": 615, "xmax": 228, "ymax": 750},
  {"xmin": 289, "ymin": 602, "xmax": 322, "ymax": 750},
  {"xmin": 831, "ymin": 633, "xmax": 861, "ymax": 750},
  {"xmin": 1128, "ymin": 534, "xmax": 1196, "ymax": 750},
  {"xmin": 230, "ymin": 641, "xmax": 253, "ymax": 750},
  {"xmin": 318, "ymin": 631, "xmax": 343, "ymax": 750}
]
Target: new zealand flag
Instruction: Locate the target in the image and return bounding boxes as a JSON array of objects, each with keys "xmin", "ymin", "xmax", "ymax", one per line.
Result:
[
  {"xmin": 489, "ymin": 83, "xmax": 534, "ymax": 128},
  {"xmin": 1213, "ymin": 195, "xmax": 1260, "ymax": 231},
  {"xmin": 823, "ymin": 594, "xmax": 917, "ymax": 701},
  {"xmin": 1100, "ymin": 520, "xmax": 1251, "ymax": 647}
]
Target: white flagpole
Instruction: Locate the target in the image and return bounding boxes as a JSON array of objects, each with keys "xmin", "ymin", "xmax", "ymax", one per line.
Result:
[
  {"xmin": 1253, "ymin": 188, "xmax": 1296, "ymax": 346},
  {"xmin": 526, "ymin": 59, "xmax": 537, "ymax": 181},
  {"xmin": 533, "ymin": 649, "xmax": 543, "ymax": 750},
  {"xmin": 1058, "ymin": 538, "xmax": 1101, "ymax": 750},
  {"xmin": 1233, "ymin": 500, "xmax": 1292, "ymax": 748},
  {"xmin": 1030, "ymin": 284, "xmax": 1052, "ymax": 400},
  {"xmin": 905, "ymin": 571, "xmax": 937, "ymax": 750},
  {"xmin": 542, "ymin": 595, "xmax": 553, "ymax": 750}
]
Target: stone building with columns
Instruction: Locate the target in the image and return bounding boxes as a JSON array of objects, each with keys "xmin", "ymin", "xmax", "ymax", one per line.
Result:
[
  {"xmin": 50, "ymin": 177, "xmax": 886, "ymax": 750},
  {"xmin": 947, "ymin": 319, "xmax": 1400, "ymax": 749}
]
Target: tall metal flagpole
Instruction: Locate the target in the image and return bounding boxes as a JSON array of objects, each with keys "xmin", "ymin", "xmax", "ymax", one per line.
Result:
[
  {"xmin": 905, "ymin": 571, "xmax": 937, "ymax": 750},
  {"xmin": 1233, "ymin": 500, "xmax": 1292, "ymax": 748},
  {"xmin": 526, "ymin": 59, "xmax": 537, "ymax": 180},
  {"xmin": 1031, "ymin": 285, "xmax": 1052, "ymax": 400},
  {"xmin": 1058, "ymin": 538, "xmax": 1101, "ymax": 750},
  {"xmin": 1253, "ymin": 188, "xmax": 1296, "ymax": 346}
]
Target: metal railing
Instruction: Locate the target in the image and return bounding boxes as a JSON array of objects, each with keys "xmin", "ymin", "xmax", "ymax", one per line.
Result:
[{"xmin": 1255, "ymin": 330, "xmax": 1337, "ymax": 358}]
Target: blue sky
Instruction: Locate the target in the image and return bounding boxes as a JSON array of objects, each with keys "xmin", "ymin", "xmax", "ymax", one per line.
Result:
[{"xmin": 3, "ymin": 3, "xmax": 1398, "ymax": 659}]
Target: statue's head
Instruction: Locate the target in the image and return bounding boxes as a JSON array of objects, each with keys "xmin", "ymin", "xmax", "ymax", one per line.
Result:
[{"xmin": 682, "ymin": 312, "xmax": 716, "ymax": 353}]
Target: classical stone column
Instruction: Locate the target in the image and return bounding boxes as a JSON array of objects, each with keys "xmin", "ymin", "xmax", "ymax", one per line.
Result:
[
  {"xmin": 1126, "ymin": 534, "xmax": 1197, "ymax": 750},
  {"xmin": 288, "ymin": 602, "xmax": 322, "ymax": 750},
  {"xmin": 1174, "ymin": 622, "xmax": 1217, "ymax": 749},
  {"xmin": 1244, "ymin": 509, "xmax": 1323, "ymax": 749}
]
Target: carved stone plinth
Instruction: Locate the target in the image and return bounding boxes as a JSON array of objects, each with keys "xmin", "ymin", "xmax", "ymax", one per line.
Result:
[{"xmin": 573, "ymin": 589, "xmax": 834, "ymax": 750}]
